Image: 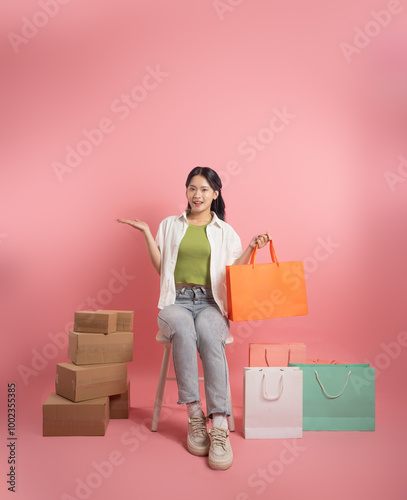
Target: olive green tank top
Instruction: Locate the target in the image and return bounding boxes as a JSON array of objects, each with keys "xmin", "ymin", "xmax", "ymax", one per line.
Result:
[{"xmin": 174, "ymin": 223, "xmax": 211, "ymax": 286}]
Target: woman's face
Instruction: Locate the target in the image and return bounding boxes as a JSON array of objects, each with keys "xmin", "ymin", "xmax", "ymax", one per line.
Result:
[{"xmin": 186, "ymin": 175, "xmax": 218, "ymax": 216}]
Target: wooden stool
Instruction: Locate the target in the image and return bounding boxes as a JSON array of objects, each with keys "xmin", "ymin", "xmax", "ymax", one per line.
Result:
[{"xmin": 151, "ymin": 331, "xmax": 235, "ymax": 432}]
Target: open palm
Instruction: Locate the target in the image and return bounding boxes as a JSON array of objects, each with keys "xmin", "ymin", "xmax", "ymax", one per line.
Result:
[{"xmin": 116, "ymin": 218, "xmax": 150, "ymax": 233}]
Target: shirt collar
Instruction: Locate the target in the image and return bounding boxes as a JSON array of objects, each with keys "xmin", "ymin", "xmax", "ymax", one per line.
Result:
[{"xmin": 178, "ymin": 210, "xmax": 222, "ymax": 228}]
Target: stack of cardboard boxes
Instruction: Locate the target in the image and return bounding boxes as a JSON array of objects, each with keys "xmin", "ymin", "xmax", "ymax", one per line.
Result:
[{"xmin": 43, "ymin": 310, "xmax": 134, "ymax": 437}]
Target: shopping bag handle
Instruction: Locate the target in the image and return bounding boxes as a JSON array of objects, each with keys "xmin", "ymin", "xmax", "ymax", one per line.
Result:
[
  {"xmin": 262, "ymin": 370, "xmax": 284, "ymax": 401},
  {"xmin": 310, "ymin": 358, "xmax": 340, "ymax": 365},
  {"xmin": 265, "ymin": 348, "xmax": 291, "ymax": 367},
  {"xmin": 314, "ymin": 369, "xmax": 352, "ymax": 399},
  {"xmin": 250, "ymin": 240, "xmax": 280, "ymax": 268}
]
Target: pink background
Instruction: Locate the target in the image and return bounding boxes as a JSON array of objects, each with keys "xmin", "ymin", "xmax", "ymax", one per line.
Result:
[{"xmin": 1, "ymin": 0, "xmax": 407, "ymax": 499}]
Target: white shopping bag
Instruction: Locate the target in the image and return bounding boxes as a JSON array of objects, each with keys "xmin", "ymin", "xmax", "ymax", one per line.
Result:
[{"xmin": 243, "ymin": 367, "xmax": 303, "ymax": 439}]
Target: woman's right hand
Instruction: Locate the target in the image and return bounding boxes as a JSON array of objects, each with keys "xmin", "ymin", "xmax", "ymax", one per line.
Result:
[{"xmin": 116, "ymin": 218, "xmax": 150, "ymax": 234}]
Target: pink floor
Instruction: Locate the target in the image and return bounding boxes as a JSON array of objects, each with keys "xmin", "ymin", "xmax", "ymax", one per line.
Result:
[{"xmin": 6, "ymin": 358, "xmax": 406, "ymax": 500}]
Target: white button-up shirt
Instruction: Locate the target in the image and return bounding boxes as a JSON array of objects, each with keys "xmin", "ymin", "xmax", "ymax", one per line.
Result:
[{"xmin": 155, "ymin": 211, "xmax": 242, "ymax": 316}]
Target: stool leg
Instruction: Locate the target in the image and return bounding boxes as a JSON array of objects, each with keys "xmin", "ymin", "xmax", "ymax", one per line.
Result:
[
  {"xmin": 151, "ymin": 343, "xmax": 172, "ymax": 432},
  {"xmin": 227, "ymin": 381, "xmax": 235, "ymax": 432}
]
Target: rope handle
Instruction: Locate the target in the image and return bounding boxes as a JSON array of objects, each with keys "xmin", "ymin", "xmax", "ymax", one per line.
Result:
[
  {"xmin": 250, "ymin": 240, "xmax": 280, "ymax": 268},
  {"xmin": 310, "ymin": 358, "xmax": 340, "ymax": 365},
  {"xmin": 265, "ymin": 348, "xmax": 291, "ymax": 367},
  {"xmin": 314, "ymin": 369, "xmax": 352, "ymax": 399},
  {"xmin": 262, "ymin": 370, "xmax": 284, "ymax": 401}
]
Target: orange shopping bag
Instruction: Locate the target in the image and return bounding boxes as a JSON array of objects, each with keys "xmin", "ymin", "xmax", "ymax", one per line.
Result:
[{"xmin": 226, "ymin": 241, "xmax": 308, "ymax": 322}]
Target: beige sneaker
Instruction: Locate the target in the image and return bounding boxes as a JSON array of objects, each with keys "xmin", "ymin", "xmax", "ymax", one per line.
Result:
[
  {"xmin": 208, "ymin": 427, "xmax": 233, "ymax": 470},
  {"xmin": 187, "ymin": 413, "xmax": 210, "ymax": 456}
]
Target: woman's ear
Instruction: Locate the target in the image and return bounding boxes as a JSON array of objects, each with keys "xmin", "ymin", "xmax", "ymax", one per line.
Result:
[{"xmin": 213, "ymin": 191, "xmax": 219, "ymax": 200}]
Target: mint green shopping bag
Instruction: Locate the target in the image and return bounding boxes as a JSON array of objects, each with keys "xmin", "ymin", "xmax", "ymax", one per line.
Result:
[{"xmin": 288, "ymin": 363, "xmax": 375, "ymax": 431}]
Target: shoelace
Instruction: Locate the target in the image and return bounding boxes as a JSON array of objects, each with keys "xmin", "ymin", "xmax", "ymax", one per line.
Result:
[
  {"xmin": 210, "ymin": 428, "xmax": 229, "ymax": 450},
  {"xmin": 189, "ymin": 415, "xmax": 208, "ymax": 436}
]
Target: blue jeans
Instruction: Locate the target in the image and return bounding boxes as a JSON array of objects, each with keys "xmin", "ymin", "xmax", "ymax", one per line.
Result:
[{"xmin": 157, "ymin": 286, "xmax": 230, "ymax": 418}]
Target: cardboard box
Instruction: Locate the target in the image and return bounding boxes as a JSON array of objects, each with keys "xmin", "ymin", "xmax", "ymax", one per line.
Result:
[
  {"xmin": 74, "ymin": 311, "xmax": 117, "ymax": 334},
  {"xmin": 56, "ymin": 362, "xmax": 127, "ymax": 402},
  {"xmin": 68, "ymin": 330, "xmax": 133, "ymax": 365},
  {"xmin": 97, "ymin": 310, "xmax": 134, "ymax": 331},
  {"xmin": 43, "ymin": 393, "xmax": 109, "ymax": 436},
  {"xmin": 110, "ymin": 382, "xmax": 130, "ymax": 419}
]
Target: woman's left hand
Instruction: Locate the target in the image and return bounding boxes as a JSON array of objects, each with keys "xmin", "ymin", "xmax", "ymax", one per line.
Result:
[{"xmin": 249, "ymin": 231, "xmax": 272, "ymax": 249}]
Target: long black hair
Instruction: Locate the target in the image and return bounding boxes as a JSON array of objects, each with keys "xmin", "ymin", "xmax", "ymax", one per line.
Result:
[{"xmin": 185, "ymin": 167, "xmax": 226, "ymax": 221}]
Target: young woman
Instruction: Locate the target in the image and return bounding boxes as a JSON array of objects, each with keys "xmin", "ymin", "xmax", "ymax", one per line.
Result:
[{"xmin": 117, "ymin": 167, "xmax": 270, "ymax": 470}]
